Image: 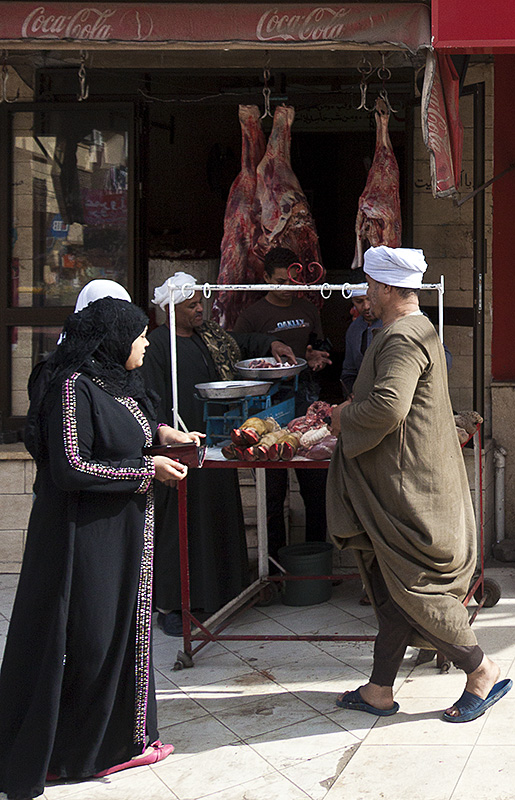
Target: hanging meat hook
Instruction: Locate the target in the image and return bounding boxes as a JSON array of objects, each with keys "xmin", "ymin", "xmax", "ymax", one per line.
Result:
[
  {"xmin": 376, "ymin": 53, "xmax": 398, "ymax": 114},
  {"xmin": 1, "ymin": 52, "xmax": 20, "ymax": 104},
  {"xmin": 355, "ymin": 57, "xmax": 373, "ymax": 112},
  {"xmin": 77, "ymin": 51, "xmax": 89, "ymax": 102},
  {"xmin": 378, "ymin": 88, "xmax": 398, "ymax": 115},
  {"xmin": 260, "ymin": 66, "xmax": 272, "ymax": 119}
]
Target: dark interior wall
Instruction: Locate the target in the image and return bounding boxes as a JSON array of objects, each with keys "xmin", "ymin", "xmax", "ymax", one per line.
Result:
[{"xmin": 148, "ymin": 102, "xmax": 233, "ymax": 256}]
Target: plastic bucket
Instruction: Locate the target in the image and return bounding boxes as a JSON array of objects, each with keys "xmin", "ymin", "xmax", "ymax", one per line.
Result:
[{"xmin": 277, "ymin": 542, "xmax": 334, "ymax": 606}]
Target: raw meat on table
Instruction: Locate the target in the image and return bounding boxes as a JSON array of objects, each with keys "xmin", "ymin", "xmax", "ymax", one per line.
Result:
[
  {"xmin": 212, "ymin": 105, "xmax": 266, "ymax": 328},
  {"xmin": 352, "ymin": 97, "xmax": 401, "ymax": 269}
]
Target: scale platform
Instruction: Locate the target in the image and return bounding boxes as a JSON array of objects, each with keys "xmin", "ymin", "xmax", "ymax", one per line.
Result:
[{"xmin": 196, "ymin": 378, "xmax": 297, "ymax": 445}]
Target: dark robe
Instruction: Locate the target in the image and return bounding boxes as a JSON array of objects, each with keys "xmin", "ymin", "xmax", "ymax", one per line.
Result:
[
  {"xmin": 141, "ymin": 324, "xmax": 275, "ymax": 613},
  {"xmin": 0, "ymin": 374, "xmax": 158, "ymax": 800}
]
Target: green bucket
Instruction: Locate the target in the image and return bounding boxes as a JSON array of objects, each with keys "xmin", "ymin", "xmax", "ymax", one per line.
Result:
[{"xmin": 277, "ymin": 542, "xmax": 334, "ymax": 606}]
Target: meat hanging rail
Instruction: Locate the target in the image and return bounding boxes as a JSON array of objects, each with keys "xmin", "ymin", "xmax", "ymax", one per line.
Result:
[{"xmin": 165, "ymin": 275, "xmax": 445, "ymax": 431}]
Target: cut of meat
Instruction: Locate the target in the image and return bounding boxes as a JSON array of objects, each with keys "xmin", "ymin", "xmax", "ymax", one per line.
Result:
[
  {"xmin": 212, "ymin": 105, "xmax": 266, "ymax": 329},
  {"xmin": 352, "ymin": 98, "xmax": 401, "ymax": 269},
  {"xmin": 254, "ymin": 105, "xmax": 324, "ymax": 305}
]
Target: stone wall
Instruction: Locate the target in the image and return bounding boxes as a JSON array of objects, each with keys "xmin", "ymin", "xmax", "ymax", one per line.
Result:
[
  {"xmin": 0, "ymin": 447, "xmax": 35, "ymax": 572},
  {"xmin": 413, "ymin": 62, "xmax": 494, "ymax": 426}
]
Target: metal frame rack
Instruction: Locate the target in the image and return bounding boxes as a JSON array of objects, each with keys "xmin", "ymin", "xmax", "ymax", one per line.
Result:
[{"xmin": 157, "ymin": 275, "xmax": 499, "ymax": 670}]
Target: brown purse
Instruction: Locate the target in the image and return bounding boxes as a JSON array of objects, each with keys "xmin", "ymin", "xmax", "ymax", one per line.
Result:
[{"xmin": 142, "ymin": 443, "xmax": 207, "ymax": 468}]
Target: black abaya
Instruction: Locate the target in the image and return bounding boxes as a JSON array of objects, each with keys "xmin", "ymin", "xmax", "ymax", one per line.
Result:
[
  {"xmin": 0, "ymin": 373, "xmax": 158, "ymax": 799},
  {"xmin": 141, "ymin": 325, "xmax": 274, "ymax": 613}
]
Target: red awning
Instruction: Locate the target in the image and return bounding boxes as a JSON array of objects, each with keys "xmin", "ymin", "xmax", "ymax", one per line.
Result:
[
  {"xmin": 0, "ymin": 3, "xmax": 461, "ymax": 198},
  {"xmin": 433, "ymin": 0, "xmax": 515, "ymax": 54},
  {"xmin": 0, "ymin": 3, "xmax": 430, "ymax": 50}
]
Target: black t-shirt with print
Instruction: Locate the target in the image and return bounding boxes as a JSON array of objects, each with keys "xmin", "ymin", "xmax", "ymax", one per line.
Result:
[{"xmin": 232, "ymin": 296, "xmax": 323, "ymax": 358}]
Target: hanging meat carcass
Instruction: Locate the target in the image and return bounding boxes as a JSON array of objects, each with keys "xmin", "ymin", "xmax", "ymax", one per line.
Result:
[
  {"xmin": 254, "ymin": 105, "xmax": 324, "ymax": 304},
  {"xmin": 212, "ymin": 105, "xmax": 266, "ymax": 329},
  {"xmin": 351, "ymin": 98, "xmax": 401, "ymax": 269}
]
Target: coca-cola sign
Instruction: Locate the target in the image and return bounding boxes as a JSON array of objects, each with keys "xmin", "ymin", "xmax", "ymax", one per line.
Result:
[
  {"xmin": 256, "ymin": 7, "xmax": 353, "ymax": 42},
  {"xmin": 21, "ymin": 6, "xmax": 154, "ymax": 41},
  {"xmin": 0, "ymin": 3, "xmax": 430, "ymax": 51},
  {"xmin": 421, "ymin": 51, "xmax": 463, "ymax": 197}
]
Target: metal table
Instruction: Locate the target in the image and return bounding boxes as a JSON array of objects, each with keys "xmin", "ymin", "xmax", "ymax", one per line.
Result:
[{"xmin": 173, "ymin": 449, "xmax": 370, "ymax": 670}]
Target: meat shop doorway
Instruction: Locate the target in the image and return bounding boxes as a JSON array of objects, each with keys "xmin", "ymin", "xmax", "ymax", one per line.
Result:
[{"xmin": 30, "ymin": 66, "xmax": 413, "ymax": 399}]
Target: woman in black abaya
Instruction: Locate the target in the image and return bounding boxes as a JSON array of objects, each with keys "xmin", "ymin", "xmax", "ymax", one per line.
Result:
[{"xmin": 0, "ymin": 298, "xmax": 198, "ymax": 800}]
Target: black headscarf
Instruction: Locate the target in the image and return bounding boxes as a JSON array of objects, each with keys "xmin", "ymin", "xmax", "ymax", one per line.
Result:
[
  {"xmin": 49, "ymin": 297, "xmax": 150, "ymax": 399},
  {"xmin": 26, "ymin": 298, "xmax": 159, "ymax": 466}
]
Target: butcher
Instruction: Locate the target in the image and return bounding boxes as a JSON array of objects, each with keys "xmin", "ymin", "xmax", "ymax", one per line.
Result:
[
  {"xmin": 233, "ymin": 246, "xmax": 331, "ymax": 561},
  {"xmin": 141, "ymin": 273, "xmax": 295, "ymax": 636},
  {"xmin": 328, "ymin": 245, "xmax": 511, "ymax": 723}
]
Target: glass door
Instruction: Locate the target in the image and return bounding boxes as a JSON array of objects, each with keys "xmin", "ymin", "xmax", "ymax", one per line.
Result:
[{"xmin": 1, "ymin": 103, "xmax": 136, "ymax": 428}]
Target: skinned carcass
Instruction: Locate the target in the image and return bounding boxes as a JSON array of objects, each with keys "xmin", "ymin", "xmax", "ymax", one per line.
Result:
[
  {"xmin": 352, "ymin": 97, "xmax": 401, "ymax": 269},
  {"xmin": 212, "ymin": 105, "xmax": 266, "ymax": 329},
  {"xmin": 254, "ymin": 105, "xmax": 324, "ymax": 301}
]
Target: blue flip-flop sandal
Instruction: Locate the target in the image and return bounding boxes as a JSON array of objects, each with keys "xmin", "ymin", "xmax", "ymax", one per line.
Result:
[
  {"xmin": 336, "ymin": 687, "xmax": 399, "ymax": 716},
  {"xmin": 443, "ymin": 677, "xmax": 512, "ymax": 723}
]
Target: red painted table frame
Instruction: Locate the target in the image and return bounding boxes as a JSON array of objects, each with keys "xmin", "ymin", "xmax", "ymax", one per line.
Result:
[
  {"xmin": 173, "ymin": 428, "xmax": 489, "ymax": 671},
  {"xmin": 174, "ymin": 456, "xmax": 373, "ymax": 669}
]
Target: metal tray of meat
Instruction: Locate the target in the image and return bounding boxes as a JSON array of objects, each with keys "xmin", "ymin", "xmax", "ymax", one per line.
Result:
[
  {"xmin": 194, "ymin": 380, "xmax": 273, "ymax": 400},
  {"xmin": 235, "ymin": 357, "xmax": 307, "ymax": 380}
]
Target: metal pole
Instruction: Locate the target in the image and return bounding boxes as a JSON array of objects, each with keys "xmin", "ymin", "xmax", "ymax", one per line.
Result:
[
  {"xmin": 438, "ymin": 274, "xmax": 445, "ymax": 343},
  {"xmin": 167, "ymin": 291, "xmax": 180, "ymax": 430}
]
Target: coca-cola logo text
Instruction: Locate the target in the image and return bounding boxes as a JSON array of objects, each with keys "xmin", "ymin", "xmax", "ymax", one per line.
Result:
[
  {"xmin": 257, "ymin": 7, "xmax": 352, "ymax": 42},
  {"xmin": 21, "ymin": 6, "xmax": 154, "ymax": 41}
]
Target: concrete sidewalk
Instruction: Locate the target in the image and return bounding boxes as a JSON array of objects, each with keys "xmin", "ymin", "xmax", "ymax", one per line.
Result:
[{"xmin": 0, "ymin": 566, "xmax": 513, "ymax": 800}]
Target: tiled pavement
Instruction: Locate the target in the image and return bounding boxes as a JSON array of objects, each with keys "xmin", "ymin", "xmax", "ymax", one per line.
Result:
[{"xmin": 0, "ymin": 566, "xmax": 514, "ymax": 800}]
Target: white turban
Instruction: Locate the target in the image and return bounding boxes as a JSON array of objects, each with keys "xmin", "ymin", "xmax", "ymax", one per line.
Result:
[
  {"xmin": 74, "ymin": 279, "xmax": 131, "ymax": 312},
  {"xmin": 364, "ymin": 246, "xmax": 428, "ymax": 289},
  {"xmin": 152, "ymin": 272, "xmax": 196, "ymax": 310}
]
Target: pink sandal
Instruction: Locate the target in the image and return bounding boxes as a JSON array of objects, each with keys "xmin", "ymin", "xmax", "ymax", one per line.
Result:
[
  {"xmin": 46, "ymin": 740, "xmax": 174, "ymax": 782},
  {"xmin": 94, "ymin": 740, "xmax": 175, "ymax": 778}
]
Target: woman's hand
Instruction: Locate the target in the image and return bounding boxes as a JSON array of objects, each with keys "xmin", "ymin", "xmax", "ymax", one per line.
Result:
[
  {"xmin": 157, "ymin": 425, "xmax": 206, "ymax": 447},
  {"xmin": 153, "ymin": 455, "xmax": 188, "ymax": 487}
]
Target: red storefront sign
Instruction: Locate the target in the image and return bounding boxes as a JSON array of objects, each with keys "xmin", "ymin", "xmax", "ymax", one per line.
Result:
[
  {"xmin": 433, "ymin": 0, "xmax": 515, "ymax": 53},
  {"xmin": 0, "ymin": 3, "xmax": 430, "ymax": 51},
  {"xmin": 82, "ymin": 190, "xmax": 127, "ymax": 227}
]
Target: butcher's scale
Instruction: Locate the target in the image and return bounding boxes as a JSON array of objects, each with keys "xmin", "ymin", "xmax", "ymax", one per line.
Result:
[{"xmin": 195, "ymin": 379, "xmax": 297, "ymax": 445}]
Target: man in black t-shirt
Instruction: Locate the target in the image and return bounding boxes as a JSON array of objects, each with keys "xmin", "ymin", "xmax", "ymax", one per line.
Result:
[{"xmin": 233, "ymin": 247, "xmax": 332, "ymax": 562}]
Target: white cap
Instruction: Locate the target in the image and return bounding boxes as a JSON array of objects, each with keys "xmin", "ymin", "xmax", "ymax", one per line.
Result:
[
  {"xmin": 152, "ymin": 272, "xmax": 196, "ymax": 310},
  {"xmin": 364, "ymin": 246, "xmax": 428, "ymax": 289},
  {"xmin": 74, "ymin": 279, "xmax": 131, "ymax": 312}
]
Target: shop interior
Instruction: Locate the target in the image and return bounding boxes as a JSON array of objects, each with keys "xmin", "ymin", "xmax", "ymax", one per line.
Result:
[{"xmin": 14, "ymin": 49, "xmax": 422, "ymax": 401}]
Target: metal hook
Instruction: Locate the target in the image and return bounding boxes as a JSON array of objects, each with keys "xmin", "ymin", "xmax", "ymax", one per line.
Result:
[
  {"xmin": 378, "ymin": 88, "xmax": 398, "ymax": 115},
  {"xmin": 356, "ymin": 76, "xmax": 373, "ymax": 112},
  {"xmin": 77, "ymin": 51, "xmax": 89, "ymax": 102},
  {"xmin": 355, "ymin": 57, "xmax": 373, "ymax": 112},
  {"xmin": 1, "ymin": 53, "xmax": 20, "ymax": 104},
  {"xmin": 202, "ymin": 282, "xmax": 212, "ymax": 299},
  {"xmin": 320, "ymin": 283, "xmax": 332, "ymax": 300},
  {"xmin": 260, "ymin": 66, "xmax": 272, "ymax": 119},
  {"xmin": 377, "ymin": 52, "xmax": 392, "ymax": 82}
]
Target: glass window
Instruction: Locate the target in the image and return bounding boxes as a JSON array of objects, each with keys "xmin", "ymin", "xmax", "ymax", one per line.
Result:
[
  {"xmin": 10, "ymin": 326, "xmax": 62, "ymax": 417},
  {"xmin": 11, "ymin": 108, "xmax": 131, "ymax": 308}
]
